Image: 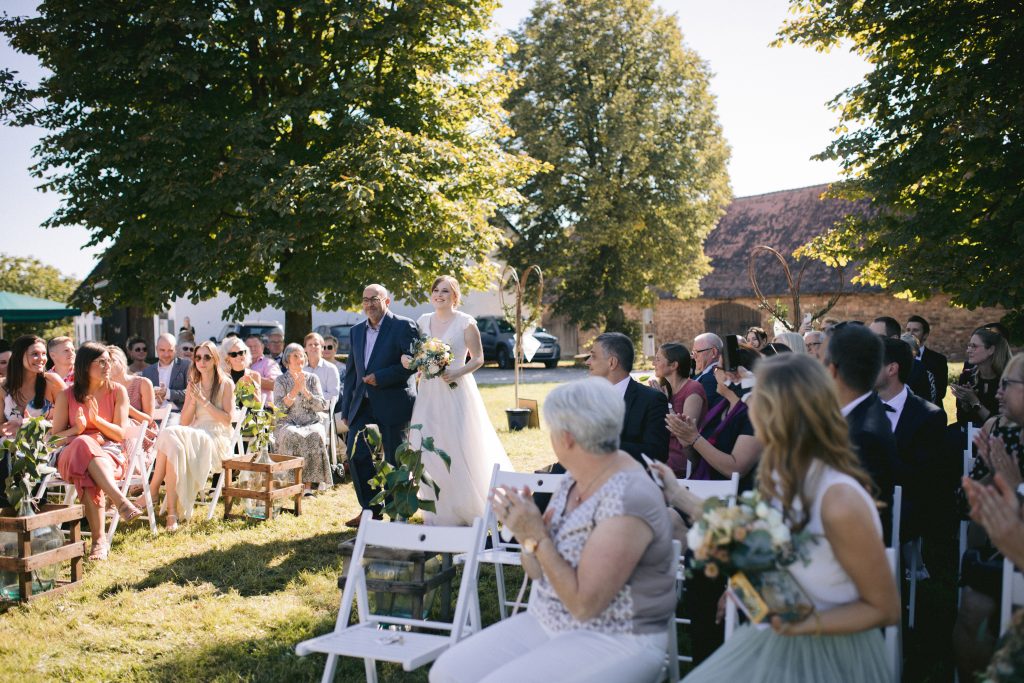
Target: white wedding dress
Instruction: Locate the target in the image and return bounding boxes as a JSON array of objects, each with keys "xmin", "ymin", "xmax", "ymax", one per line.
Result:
[{"xmin": 413, "ymin": 311, "xmax": 513, "ymax": 526}]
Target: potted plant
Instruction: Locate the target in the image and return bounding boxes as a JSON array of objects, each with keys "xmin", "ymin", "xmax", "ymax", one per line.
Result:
[
  {"xmin": 0, "ymin": 416, "xmax": 85, "ymax": 601},
  {"xmin": 368, "ymin": 425, "xmax": 451, "ymax": 521}
]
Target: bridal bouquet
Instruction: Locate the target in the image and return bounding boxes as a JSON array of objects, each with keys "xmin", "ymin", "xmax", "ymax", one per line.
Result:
[
  {"xmin": 409, "ymin": 335, "xmax": 457, "ymax": 389},
  {"xmin": 687, "ymin": 491, "xmax": 814, "ymax": 623}
]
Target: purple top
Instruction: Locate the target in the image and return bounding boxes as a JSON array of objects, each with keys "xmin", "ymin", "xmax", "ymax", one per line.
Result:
[{"xmin": 666, "ymin": 380, "xmax": 708, "ymax": 477}]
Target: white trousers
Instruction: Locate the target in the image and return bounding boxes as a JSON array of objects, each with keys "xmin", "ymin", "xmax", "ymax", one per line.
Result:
[{"xmin": 429, "ymin": 612, "xmax": 667, "ymax": 683}]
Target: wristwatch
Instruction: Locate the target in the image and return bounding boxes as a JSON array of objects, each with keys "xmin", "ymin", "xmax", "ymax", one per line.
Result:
[{"xmin": 521, "ymin": 538, "xmax": 540, "ymax": 555}]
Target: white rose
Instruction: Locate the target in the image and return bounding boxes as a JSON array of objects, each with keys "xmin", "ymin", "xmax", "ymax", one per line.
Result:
[
  {"xmin": 765, "ymin": 508, "xmax": 783, "ymax": 527},
  {"xmin": 770, "ymin": 524, "xmax": 791, "ymax": 546},
  {"xmin": 427, "ymin": 363, "xmax": 440, "ymax": 376},
  {"xmin": 686, "ymin": 524, "xmax": 704, "ymax": 551},
  {"xmin": 755, "ymin": 502, "xmax": 769, "ymax": 519}
]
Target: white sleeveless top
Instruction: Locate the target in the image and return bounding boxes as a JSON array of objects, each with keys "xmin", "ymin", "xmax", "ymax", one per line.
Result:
[{"xmin": 782, "ymin": 462, "xmax": 882, "ymax": 612}]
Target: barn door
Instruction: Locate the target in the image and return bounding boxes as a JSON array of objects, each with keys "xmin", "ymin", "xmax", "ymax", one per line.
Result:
[{"xmin": 704, "ymin": 302, "xmax": 762, "ymax": 339}]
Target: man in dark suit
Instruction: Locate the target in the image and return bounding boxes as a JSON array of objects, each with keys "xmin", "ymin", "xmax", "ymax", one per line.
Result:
[
  {"xmin": 586, "ymin": 332, "xmax": 669, "ymax": 463},
  {"xmin": 876, "ymin": 337, "xmax": 949, "ymax": 544},
  {"xmin": 906, "ymin": 315, "xmax": 949, "ymax": 405},
  {"xmin": 340, "ymin": 284, "xmax": 418, "ymax": 527},
  {"xmin": 691, "ymin": 332, "xmax": 724, "ymax": 411},
  {"xmin": 141, "ymin": 332, "xmax": 191, "ymax": 411},
  {"xmin": 825, "ymin": 324, "xmax": 898, "ymax": 539}
]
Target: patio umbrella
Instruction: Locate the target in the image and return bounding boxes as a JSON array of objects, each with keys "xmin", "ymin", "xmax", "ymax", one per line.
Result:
[{"xmin": 0, "ymin": 291, "xmax": 81, "ymax": 338}]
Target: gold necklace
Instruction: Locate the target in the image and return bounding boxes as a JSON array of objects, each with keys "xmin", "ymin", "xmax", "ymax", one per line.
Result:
[{"xmin": 571, "ymin": 461, "xmax": 618, "ymax": 505}]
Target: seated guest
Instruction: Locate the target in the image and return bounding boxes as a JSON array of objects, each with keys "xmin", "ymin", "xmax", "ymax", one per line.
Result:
[
  {"xmin": 322, "ymin": 334, "xmax": 346, "ymax": 374},
  {"xmin": 667, "ymin": 344, "xmax": 762, "ymax": 488},
  {"xmin": 51, "ymin": 343, "xmax": 142, "ymax": 560},
  {"xmin": 651, "ymin": 342, "xmax": 706, "ymax": 477},
  {"xmin": 47, "ymin": 335, "xmax": 76, "ymax": 383},
  {"xmin": 954, "ymin": 353, "xmax": 1024, "ymax": 679},
  {"xmin": 586, "ymin": 332, "xmax": 669, "ymax": 463},
  {"xmin": 0, "ymin": 335, "xmax": 66, "ymax": 506},
  {"xmin": 803, "ymin": 330, "xmax": 826, "ymax": 363},
  {"xmin": 773, "ymin": 331, "xmax": 806, "ymax": 353},
  {"xmin": 303, "ymin": 332, "xmax": 341, "ymax": 406},
  {"xmin": 745, "ymin": 326, "xmax": 768, "ymax": 350},
  {"xmin": 245, "ymin": 334, "xmax": 281, "ymax": 405},
  {"xmin": 0, "ymin": 342, "xmax": 12, "ymax": 380},
  {"xmin": 141, "ymin": 333, "xmax": 191, "ymax": 412},
  {"xmin": 906, "ymin": 314, "xmax": 949, "ymax": 403},
  {"xmin": 683, "ymin": 354, "xmax": 898, "ymax": 681},
  {"xmin": 901, "ymin": 333, "xmax": 939, "ymax": 406},
  {"xmin": 692, "ymin": 332, "xmax": 724, "ymax": 410},
  {"xmin": 221, "ymin": 336, "xmax": 261, "ymax": 403},
  {"xmin": 275, "ymin": 343, "xmax": 331, "ymax": 496},
  {"xmin": 147, "ymin": 341, "xmax": 234, "ymax": 531},
  {"xmin": 107, "ymin": 346, "xmax": 155, "ymax": 426},
  {"xmin": 126, "ymin": 336, "xmax": 149, "ymax": 375},
  {"xmin": 430, "ymin": 378, "xmax": 674, "ymax": 683},
  {"xmin": 176, "ymin": 332, "xmax": 195, "ymax": 361},
  {"xmin": 952, "ymin": 327, "xmax": 1010, "ymax": 427},
  {"xmin": 824, "ymin": 324, "xmax": 897, "ymax": 538},
  {"xmin": 869, "ymin": 315, "xmax": 901, "ymax": 338},
  {"xmin": 266, "ymin": 327, "xmax": 286, "ymax": 368},
  {"xmin": 876, "ymin": 337, "xmax": 947, "ymax": 546}
]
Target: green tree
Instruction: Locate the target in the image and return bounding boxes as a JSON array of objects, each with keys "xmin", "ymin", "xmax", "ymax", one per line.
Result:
[
  {"xmin": 0, "ymin": 253, "xmax": 80, "ymax": 340},
  {"xmin": 778, "ymin": 1, "xmax": 1024, "ymax": 338},
  {"xmin": 1, "ymin": 1, "xmax": 538, "ymax": 341},
  {"xmin": 502, "ymin": 0, "xmax": 730, "ymax": 333}
]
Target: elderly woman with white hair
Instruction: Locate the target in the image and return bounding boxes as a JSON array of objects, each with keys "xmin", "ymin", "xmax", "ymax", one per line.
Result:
[
  {"xmin": 274, "ymin": 343, "xmax": 330, "ymax": 495},
  {"xmin": 430, "ymin": 377, "xmax": 675, "ymax": 683},
  {"xmin": 220, "ymin": 336, "xmax": 261, "ymax": 404}
]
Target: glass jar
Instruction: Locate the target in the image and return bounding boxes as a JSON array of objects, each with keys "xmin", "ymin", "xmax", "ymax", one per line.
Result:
[
  {"xmin": 0, "ymin": 499, "xmax": 65, "ymax": 599},
  {"xmin": 240, "ymin": 447, "xmax": 283, "ymax": 519}
]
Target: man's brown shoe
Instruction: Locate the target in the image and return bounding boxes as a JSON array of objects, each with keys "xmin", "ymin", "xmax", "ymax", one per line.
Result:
[{"xmin": 345, "ymin": 511, "xmax": 384, "ymax": 528}]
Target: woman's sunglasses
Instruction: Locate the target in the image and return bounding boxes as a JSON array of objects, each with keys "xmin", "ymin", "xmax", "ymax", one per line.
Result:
[
  {"xmin": 194, "ymin": 354, "xmax": 214, "ymax": 362},
  {"xmin": 226, "ymin": 350, "xmax": 246, "ymax": 358},
  {"xmin": 180, "ymin": 346, "xmax": 195, "ymax": 353},
  {"xmin": 324, "ymin": 345, "xmax": 334, "ymax": 351},
  {"xmin": 132, "ymin": 346, "xmax": 147, "ymax": 353}
]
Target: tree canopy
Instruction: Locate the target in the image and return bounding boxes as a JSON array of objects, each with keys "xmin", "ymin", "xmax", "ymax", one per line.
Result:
[
  {"xmin": 1, "ymin": 1, "xmax": 538, "ymax": 338},
  {"xmin": 0, "ymin": 253, "xmax": 80, "ymax": 339},
  {"xmin": 501, "ymin": 0, "xmax": 731, "ymax": 333},
  {"xmin": 778, "ymin": 1, "xmax": 1024, "ymax": 337}
]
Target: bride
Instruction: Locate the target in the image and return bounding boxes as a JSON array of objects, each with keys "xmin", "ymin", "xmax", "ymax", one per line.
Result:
[{"xmin": 403, "ymin": 275, "xmax": 513, "ymax": 526}]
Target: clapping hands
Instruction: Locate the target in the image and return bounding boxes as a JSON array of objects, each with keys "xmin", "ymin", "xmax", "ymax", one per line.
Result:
[
  {"xmin": 975, "ymin": 431, "xmax": 1022, "ymax": 489},
  {"xmin": 963, "ymin": 474, "xmax": 1024, "ymax": 564},
  {"xmin": 666, "ymin": 412, "xmax": 699, "ymax": 445}
]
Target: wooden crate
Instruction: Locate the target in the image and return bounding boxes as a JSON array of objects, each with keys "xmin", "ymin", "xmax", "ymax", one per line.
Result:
[
  {"xmin": 221, "ymin": 453, "xmax": 304, "ymax": 521},
  {"xmin": 0, "ymin": 503, "xmax": 85, "ymax": 603}
]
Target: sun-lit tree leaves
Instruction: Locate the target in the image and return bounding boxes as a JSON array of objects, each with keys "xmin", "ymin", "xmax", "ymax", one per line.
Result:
[
  {"xmin": 0, "ymin": 1, "xmax": 539, "ymax": 338},
  {"xmin": 501, "ymin": 0, "xmax": 731, "ymax": 333},
  {"xmin": 778, "ymin": 1, "xmax": 1024, "ymax": 338}
]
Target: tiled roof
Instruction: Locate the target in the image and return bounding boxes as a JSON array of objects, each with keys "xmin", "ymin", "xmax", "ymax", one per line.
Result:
[{"xmin": 691, "ymin": 183, "xmax": 878, "ymax": 299}]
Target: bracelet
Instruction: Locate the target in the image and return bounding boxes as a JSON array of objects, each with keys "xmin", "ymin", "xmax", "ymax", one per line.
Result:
[{"xmin": 687, "ymin": 435, "xmax": 701, "ymax": 448}]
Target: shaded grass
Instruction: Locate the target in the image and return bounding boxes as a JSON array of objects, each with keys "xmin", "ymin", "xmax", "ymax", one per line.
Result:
[{"xmin": 0, "ymin": 384, "xmax": 556, "ymax": 682}]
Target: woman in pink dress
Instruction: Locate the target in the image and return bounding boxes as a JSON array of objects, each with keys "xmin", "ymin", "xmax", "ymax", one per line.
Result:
[
  {"xmin": 52, "ymin": 342, "xmax": 142, "ymax": 560},
  {"xmin": 651, "ymin": 342, "xmax": 707, "ymax": 477}
]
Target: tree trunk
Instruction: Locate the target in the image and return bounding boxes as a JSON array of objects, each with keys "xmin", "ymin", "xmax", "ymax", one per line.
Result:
[
  {"xmin": 284, "ymin": 308, "xmax": 313, "ymax": 344},
  {"xmin": 604, "ymin": 306, "xmax": 626, "ymax": 333}
]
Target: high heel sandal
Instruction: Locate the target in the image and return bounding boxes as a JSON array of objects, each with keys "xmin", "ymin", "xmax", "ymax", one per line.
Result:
[
  {"xmin": 165, "ymin": 514, "xmax": 178, "ymax": 533},
  {"xmin": 89, "ymin": 538, "xmax": 109, "ymax": 561},
  {"xmin": 118, "ymin": 501, "xmax": 143, "ymax": 523}
]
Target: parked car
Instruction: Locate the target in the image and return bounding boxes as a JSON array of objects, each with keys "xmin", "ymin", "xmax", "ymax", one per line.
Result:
[
  {"xmin": 477, "ymin": 316, "xmax": 560, "ymax": 369},
  {"xmin": 214, "ymin": 320, "xmax": 282, "ymax": 343},
  {"xmin": 314, "ymin": 323, "xmax": 357, "ymax": 358}
]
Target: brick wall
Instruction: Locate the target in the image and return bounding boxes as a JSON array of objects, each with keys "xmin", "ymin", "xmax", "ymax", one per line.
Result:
[{"xmin": 654, "ymin": 294, "xmax": 1007, "ymax": 361}]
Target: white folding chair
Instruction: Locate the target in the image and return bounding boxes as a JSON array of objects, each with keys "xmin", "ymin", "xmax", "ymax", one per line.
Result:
[
  {"xmin": 107, "ymin": 419, "xmax": 159, "ymax": 538},
  {"xmin": 904, "ymin": 537, "xmax": 924, "ymax": 630},
  {"xmin": 205, "ymin": 407, "xmax": 247, "ymax": 520},
  {"xmin": 958, "ymin": 425, "xmax": 980, "ymax": 609},
  {"xmin": 1000, "ymin": 557, "xmax": 1024, "ymax": 634},
  {"xmin": 295, "ymin": 512, "xmax": 485, "ymax": 683},
  {"xmin": 675, "ymin": 474, "xmax": 741, "ymax": 642},
  {"xmin": 326, "ymin": 395, "xmax": 339, "ymax": 471},
  {"xmin": 885, "ymin": 547, "xmax": 903, "ymax": 682},
  {"xmin": 455, "ymin": 465, "xmax": 566, "ymax": 619},
  {"xmin": 663, "ymin": 539, "xmax": 683, "ymax": 683},
  {"xmin": 890, "ymin": 484, "xmax": 903, "ymax": 549}
]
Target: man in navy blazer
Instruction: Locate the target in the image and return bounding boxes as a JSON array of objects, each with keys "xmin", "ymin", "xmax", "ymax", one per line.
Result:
[
  {"xmin": 141, "ymin": 333, "xmax": 191, "ymax": 412},
  {"xmin": 876, "ymin": 337, "xmax": 949, "ymax": 543},
  {"xmin": 340, "ymin": 284, "xmax": 418, "ymax": 527}
]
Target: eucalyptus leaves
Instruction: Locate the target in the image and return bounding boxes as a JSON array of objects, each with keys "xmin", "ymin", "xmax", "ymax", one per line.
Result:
[
  {"xmin": 366, "ymin": 425, "xmax": 452, "ymax": 521},
  {"xmin": 234, "ymin": 382, "xmax": 283, "ymax": 456},
  {"xmin": 1, "ymin": 416, "xmax": 59, "ymax": 510}
]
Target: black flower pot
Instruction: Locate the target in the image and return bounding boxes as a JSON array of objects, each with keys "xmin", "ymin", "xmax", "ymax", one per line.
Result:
[{"xmin": 505, "ymin": 408, "xmax": 532, "ymax": 431}]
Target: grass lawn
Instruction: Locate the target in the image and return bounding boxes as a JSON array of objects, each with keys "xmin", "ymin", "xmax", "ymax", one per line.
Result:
[{"xmin": 0, "ymin": 384, "xmax": 561, "ymax": 682}]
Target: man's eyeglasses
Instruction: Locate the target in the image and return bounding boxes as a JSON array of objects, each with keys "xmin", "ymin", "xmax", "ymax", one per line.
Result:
[
  {"xmin": 324, "ymin": 345, "xmax": 334, "ymax": 351},
  {"xmin": 692, "ymin": 347, "xmax": 714, "ymax": 356},
  {"xmin": 805, "ymin": 342, "xmax": 823, "ymax": 349},
  {"xmin": 1000, "ymin": 379, "xmax": 1024, "ymax": 391},
  {"xmin": 194, "ymin": 354, "xmax": 214, "ymax": 362},
  {"xmin": 362, "ymin": 296, "xmax": 383, "ymax": 305},
  {"xmin": 226, "ymin": 350, "xmax": 245, "ymax": 358}
]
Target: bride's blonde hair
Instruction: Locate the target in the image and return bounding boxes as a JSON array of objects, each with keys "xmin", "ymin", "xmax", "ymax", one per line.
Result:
[
  {"xmin": 752, "ymin": 353, "xmax": 875, "ymax": 532},
  {"xmin": 431, "ymin": 275, "xmax": 461, "ymax": 307}
]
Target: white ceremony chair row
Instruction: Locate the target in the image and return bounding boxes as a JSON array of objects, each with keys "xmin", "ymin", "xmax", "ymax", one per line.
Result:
[
  {"xmin": 107, "ymin": 406, "xmax": 172, "ymax": 538},
  {"xmin": 885, "ymin": 546, "xmax": 903, "ymax": 682},
  {"xmin": 454, "ymin": 464, "xmax": 566, "ymax": 619},
  {"xmin": 204, "ymin": 407, "xmax": 248, "ymax": 520},
  {"xmin": 674, "ymin": 474, "xmax": 741, "ymax": 645},
  {"xmin": 1000, "ymin": 557, "xmax": 1024, "ymax": 635},
  {"xmin": 958, "ymin": 422, "xmax": 981, "ymax": 609},
  {"xmin": 295, "ymin": 511, "xmax": 486, "ymax": 683}
]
